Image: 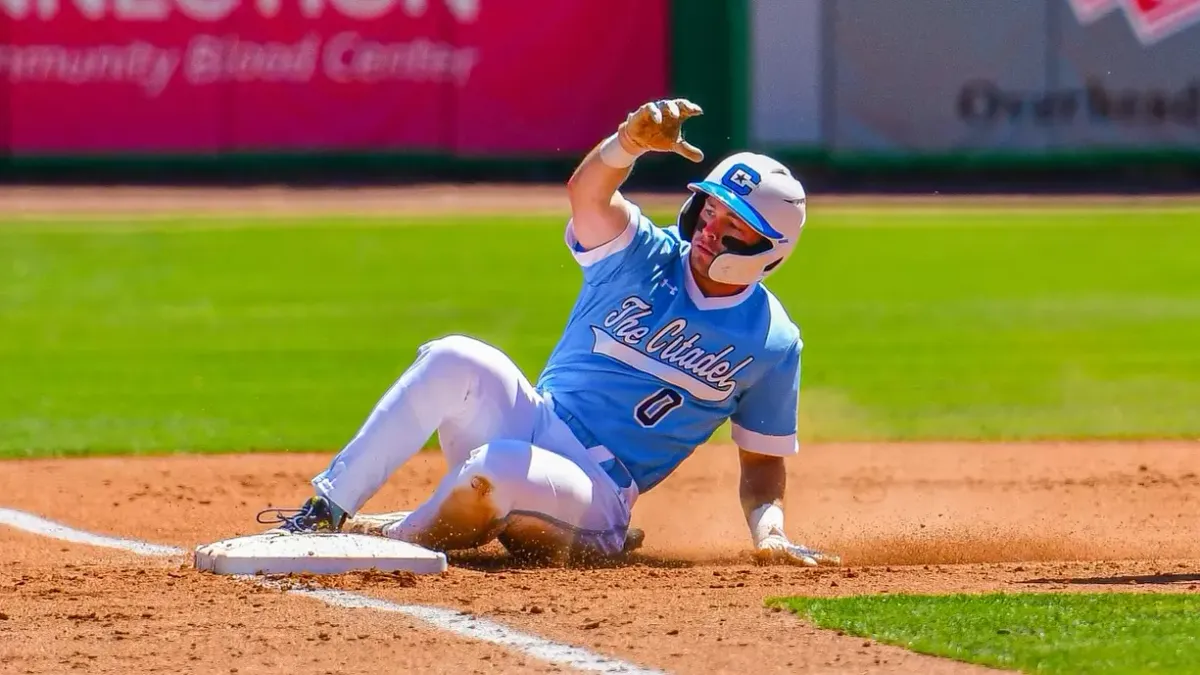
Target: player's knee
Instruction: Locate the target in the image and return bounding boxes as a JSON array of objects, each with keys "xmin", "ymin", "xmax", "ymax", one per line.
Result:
[
  {"xmin": 463, "ymin": 441, "xmax": 577, "ymax": 564},
  {"xmin": 415, "ymin": 334, "xmax": 493, "ymax": 381},
  {"xmin": 396, "ymin": 440, "xmax": 528, "ymax": 551},
  {"xmin": 456, "ymin": 439, "xmax": 532, "ymax": 509},
  {"xmin": 421, "ymin": 334, "xmax": 486, "ymax": 356}
]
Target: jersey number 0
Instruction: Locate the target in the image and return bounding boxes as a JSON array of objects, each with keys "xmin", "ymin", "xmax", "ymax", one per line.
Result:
[{"xmin": 634, "ymin": 387, "xmax": 685, "ymax": 427}]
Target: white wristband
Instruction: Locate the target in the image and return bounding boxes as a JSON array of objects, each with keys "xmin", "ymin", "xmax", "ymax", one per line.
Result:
[
  {"xmin": 598, "ymin": 132, "xmax": 643, "ymax": 169},
  {"xmin": 748, "ymin": 503, "xmax": 786, "ymax": 547}
]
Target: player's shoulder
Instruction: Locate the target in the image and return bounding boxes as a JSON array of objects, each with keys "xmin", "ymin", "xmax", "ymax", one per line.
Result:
[
  {"xmin": 632, "ymin": 202, "xmax": 685, "ymax": 249},
  {"xmin": 610, "ymin": 201, "xmax": 685, "ymax": 270},
  {"xmin": 758, "ymin": 284, "xmax": 802, "ymax": 352},
  {"xmin": 566, "ymin": 200, "xmax": 683, "ymax": 285}
]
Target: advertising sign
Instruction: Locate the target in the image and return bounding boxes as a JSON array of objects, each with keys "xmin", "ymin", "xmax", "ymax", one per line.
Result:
[
  {"xmin": 0, "ymin": 0, "xmax": 669, "ymax": 155},
  {"xmin": 748, "ymin": 0, "xmax": 822, "ymax": 148},
  {"xmin": 1052, "ymin": 0, "xmax": 1200, "ymax": 148},
  {"xmin": 826, "ymin": 0, "xmax": 1200, "ymax": 154},
  {"xmin": 828, "ymin": 0, "xmax": 1050, "ymax": 153}
]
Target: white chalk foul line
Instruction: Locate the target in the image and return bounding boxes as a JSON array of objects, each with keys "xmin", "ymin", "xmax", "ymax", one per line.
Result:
[
  {"xmin": 0, "ymin": 507, "xmax": 664, "ymax": 675},
  {"xmin": 0, "ymin": 507, "xmax": 184, "ymax": 556},
  {"xmin": 284, "ymin": 587, "xmax": 661, "ymax": 672}
]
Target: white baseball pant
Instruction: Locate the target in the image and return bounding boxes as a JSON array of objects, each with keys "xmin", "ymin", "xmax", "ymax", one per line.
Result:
[{"xmin": 310, "ymin": 335, "xmax": 636, "ymax": 559}]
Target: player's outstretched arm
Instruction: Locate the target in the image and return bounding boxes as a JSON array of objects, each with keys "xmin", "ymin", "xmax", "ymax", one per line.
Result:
[
  {"xmin": 566, "ymin": 98, "xmax": 704, "ymax": 251},
  {"xmin": 739, "ymin": 449, "xmax": 841, "ymax": 567}
]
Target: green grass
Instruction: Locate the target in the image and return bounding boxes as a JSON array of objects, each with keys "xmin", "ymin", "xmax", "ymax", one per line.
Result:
[
  {"xmin": 770, "ymin": 592, "xmax": 1200, "ymax": 674},
  {"xmin": 2, "ymin": 204, "xmax": 1199, "ymax": 456}
]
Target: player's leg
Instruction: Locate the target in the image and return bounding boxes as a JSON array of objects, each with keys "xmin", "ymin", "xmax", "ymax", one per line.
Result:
[
  {"xmin": 259, "ymin": 335, "xmax": 542, "ymax": 533},
  {"xmin": 371, "ymin": 439, "xmax": 631, "ymax": 564}
]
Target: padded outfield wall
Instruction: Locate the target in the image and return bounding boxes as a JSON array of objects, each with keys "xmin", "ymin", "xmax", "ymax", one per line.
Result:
[
  {"xmin": 0, "ymin": 0, "xmax": 677, "ymax": 183},
  {"xmin": 743, "ymin": 0, "xmax": 1200, "ymax": 187},
  {"xmin": 2, "ymin": 0, "xmax": 1199, "ymax": 187}
]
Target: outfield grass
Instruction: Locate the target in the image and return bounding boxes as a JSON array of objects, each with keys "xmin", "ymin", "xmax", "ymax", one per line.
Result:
[
  {"xmin": 2, "ymin": 205, "xmax": 1198, "ymax": 456},
  {"xmin": 770, "ymin": 592, "xmax": 1200, "ymax": 674}
]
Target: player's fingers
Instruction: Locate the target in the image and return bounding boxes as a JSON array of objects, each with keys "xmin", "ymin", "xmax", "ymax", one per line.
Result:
[
  {"xmin": 782, "ymin": 549, "xmax": 819, "ymax": 567},
  {"xmin": 675, "ymin": 99, "xmax": 704, "ymax": 119},
  {"xmin": 788, "ymin": 544, "xmax": 842, "ymax": 567},
  {"xmin": 645, "ymin": 101, "xmax": 663, "ymax": 125},
  {"xmin": 662, "ymin": 98, "xmax": 681, "ymax": 120},
  {"xmin": 673, "ymin": 140, "xmax": 704, "ymax": 163},
  {"xmin": 753, "ymin": 545, "xmax": 809, "ymax": 567},
  {"xmin": 630, "ymin": 102, "xmax": 654, "ymax": 126},
  {"xmin": 813, "ymin": 551, "xmax": 843, "ymax": 566},
  {"xmin": 791, "ymin": 553, "xmax": 819, "ymax": 567}
]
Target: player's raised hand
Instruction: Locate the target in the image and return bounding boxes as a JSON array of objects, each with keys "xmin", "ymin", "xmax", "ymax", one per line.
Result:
[
  {"xmin": 752, "ymin": 532, "xmax": 842, "ymax": 567},
  {"xmin": 618, "ymin": 98, "xmax": 705, "ymax": 163}
]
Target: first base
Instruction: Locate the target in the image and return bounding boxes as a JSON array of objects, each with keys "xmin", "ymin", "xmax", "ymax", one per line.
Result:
[{"xmin": 193, "ymin": 531, "xmax": 447, "ymax": 576}]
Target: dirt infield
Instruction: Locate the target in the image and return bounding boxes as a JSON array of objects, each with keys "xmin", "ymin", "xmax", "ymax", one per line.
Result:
[
  {"xmin": 3, "ymin": 441, "xmax": 1199, "ymax": 674},
  {"xmin": 3, "ymin": 185, "xmax": 1199, "ymax": 674}
]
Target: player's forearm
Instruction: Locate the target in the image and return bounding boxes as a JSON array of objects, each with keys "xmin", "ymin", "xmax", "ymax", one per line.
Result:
[
  {"xmin": 565, "ymin": 133, "xmax": 643, "ymax": 250},
  {"xmin": 567, "ymin": 133, "xmax": 639, "ymax": 204},
  {"xmin": 738, "ymin": 451, "xmax": 787, "ymax": 546}
]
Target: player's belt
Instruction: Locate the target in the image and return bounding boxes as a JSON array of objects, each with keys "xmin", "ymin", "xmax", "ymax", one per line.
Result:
[
  {"xmin": 545, "ymin": 394, "xmax": 639, "ymax": 501},
  {"xmin": 546, "ymin": 395, "xmax": 601, "ymax": 449}
]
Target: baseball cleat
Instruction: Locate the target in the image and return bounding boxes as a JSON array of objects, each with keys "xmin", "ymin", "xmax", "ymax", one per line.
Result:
[
  {"xmin": 256, "ymin": 496, "xmax": 347, "ymax": 534},
  {"xmin": 342, "ymin": 510, "xmax": 412, "ymax": 537}
]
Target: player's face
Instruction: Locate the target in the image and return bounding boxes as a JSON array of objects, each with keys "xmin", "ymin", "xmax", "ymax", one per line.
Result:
[{"xmin": 689, "ymin": 198, "xmax": 765, "ymax": 274}]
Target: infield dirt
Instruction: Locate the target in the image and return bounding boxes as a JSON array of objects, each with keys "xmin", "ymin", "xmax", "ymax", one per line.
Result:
[{"xmin": 3, "ymin": 440, "xmax": 1199, "ymax": 674}]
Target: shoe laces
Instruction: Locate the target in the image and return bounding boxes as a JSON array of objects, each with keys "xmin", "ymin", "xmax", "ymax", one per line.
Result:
[{"xmin": 255, "ymin": 499, "xmax": 320, "ymax": 529}]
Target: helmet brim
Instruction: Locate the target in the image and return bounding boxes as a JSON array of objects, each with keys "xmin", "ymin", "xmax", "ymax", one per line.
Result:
[{"xmin": 687, "ymin": 181, "xmax": 786, "ymax": 241}]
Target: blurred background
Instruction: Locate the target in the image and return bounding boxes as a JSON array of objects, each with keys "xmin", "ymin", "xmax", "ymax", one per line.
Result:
[{"xmin": 3, "ymin": 0, "xmax": 1198, "ymax": 193}]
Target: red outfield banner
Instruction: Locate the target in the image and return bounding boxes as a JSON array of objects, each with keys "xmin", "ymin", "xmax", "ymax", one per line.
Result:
[{"xmin": 0, "ymin": 0, "xmax": 668, "ymax": 155}]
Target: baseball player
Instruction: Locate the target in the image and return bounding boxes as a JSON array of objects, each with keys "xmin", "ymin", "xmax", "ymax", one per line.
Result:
[{"xmin": 258, "ymin": 98, "xmax": 841, "ymax": 567}]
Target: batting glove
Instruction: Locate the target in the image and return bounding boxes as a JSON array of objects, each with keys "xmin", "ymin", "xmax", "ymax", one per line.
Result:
[
  {"xmin": 752, "ymin": 529, "xmax": 842, "ymax": 567},
  {"xmin": 617, "ymin": 98, "xmax": 705, "ymax": 163}
]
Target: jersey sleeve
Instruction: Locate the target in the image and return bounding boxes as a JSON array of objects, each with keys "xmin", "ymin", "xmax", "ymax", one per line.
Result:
[
  {"xmin": 564, "ymin": 201, "xmax": 677, "ymax": 286},
  {"xmin": 730, "ymin": 338, "xmax": 801, "ymax": 457}
]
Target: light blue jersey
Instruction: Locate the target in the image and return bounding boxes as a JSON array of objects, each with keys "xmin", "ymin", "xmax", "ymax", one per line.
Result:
[{"xmin": 536, "ymin": 203, "xmax": 802, "ymax": 496}]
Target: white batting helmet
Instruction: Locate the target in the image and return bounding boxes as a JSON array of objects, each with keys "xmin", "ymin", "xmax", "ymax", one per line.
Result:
[{"xmin": 677, "ymin": 152, "xmax": 807, "ymax": 286}]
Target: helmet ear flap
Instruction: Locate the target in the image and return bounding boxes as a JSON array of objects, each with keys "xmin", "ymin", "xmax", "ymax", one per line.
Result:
[{"xmin": 678, "ymin": 193, "xmax": 706, "ymax": 241}]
